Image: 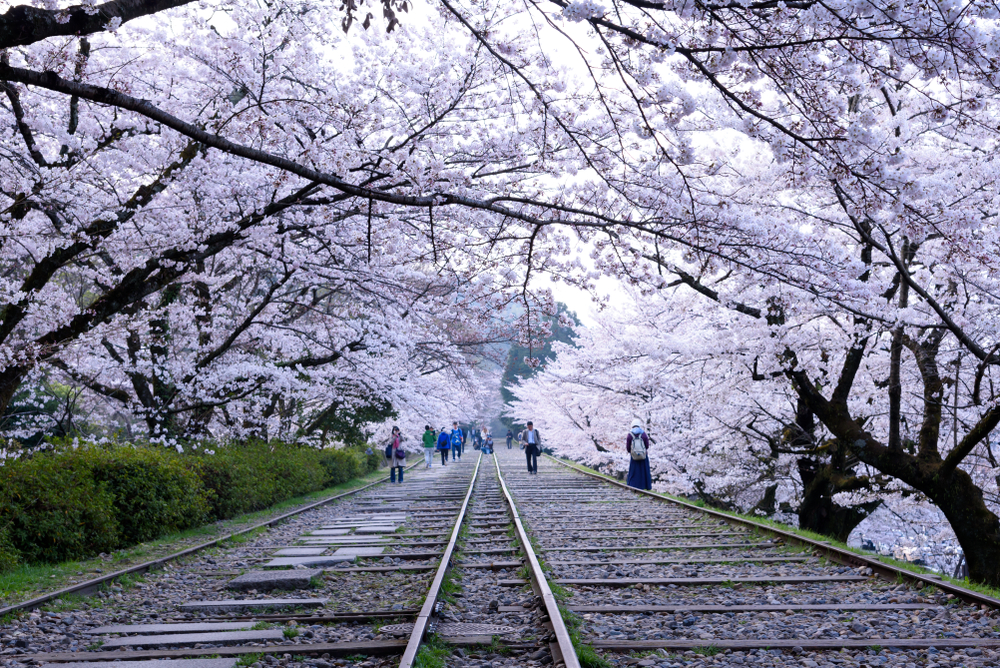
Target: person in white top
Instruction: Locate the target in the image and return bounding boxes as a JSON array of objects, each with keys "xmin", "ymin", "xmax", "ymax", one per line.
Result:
[{"xmin": 521, "ymin": 421, "xmax": 541, "ymax": 474}]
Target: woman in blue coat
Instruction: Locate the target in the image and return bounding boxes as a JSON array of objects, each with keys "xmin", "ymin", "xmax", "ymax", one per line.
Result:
[{"xmin": 625, "ymin": 419, "xmax": 652, "ymax": 490}]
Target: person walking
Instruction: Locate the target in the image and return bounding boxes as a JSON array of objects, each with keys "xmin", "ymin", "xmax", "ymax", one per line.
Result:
[
  {"xmin": 436, "ymin": 426, "xmax": 451, "ymax": 466},
  {"xmin": 387, "ymin": 426, "xmax": 406, "ymax": 484},
  {"xmin": 422, "ymin": 425, "xmax": 436, "ymax": 468},
  {"xmin": 626, "ymin": 419, "xmax": 652, "ymax": 491},
  {"xmin": 521, "ymin": 421, "xmax": 540, "ymax": 474},
  {"xmin": 506, "ymin": 429, "xmax": 513, "ymax": 449},
  {"xmin": 451, "ymin": 422, "xmax": 464, "ymax": 461}
]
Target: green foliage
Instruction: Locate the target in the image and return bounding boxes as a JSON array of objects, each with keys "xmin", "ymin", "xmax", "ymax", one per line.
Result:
[
  {"xmin": 0, "ymin": 450, "xmax": 119, "ymax": 563},
  {"xmin": 0, "ymin": 526, "xmax": 21, "ymax": 572},
  {"xmin": 236, "ymin": 654, "xmax": 263, "ymax": 667},
  {"xmin": 191, "ymin": 441, "xmax": 326, "ymax": 518},
  {"xmin": 308, "ymin": 397, "xmax": 397, "ymax": 447},
  {"xmin": 413, "ymin": 634, "xmax": 451, "ymax": 668},
  {"xmin": 693, "ymin": 646, "xmax": 721, "ymax": 656},
  {"xmin": 500, "ymin": 302, "xmax": 580, "ymax": 421},
  {"xmin": 561, "ymin": 608, "xmax": 611, "ymax": 668},
  {"xmin": 282, "ymin": 627, "xmax": 299, "ymax": 639},
  {"xmin": 318, "ymin": 448, "xmax": 361, "ymax": 485},
  {"xmin": 87, "ymin": 447, "xmax": 210, "ymax": 543},
  {"xmin": 0, "ymin": 440, "xmax": 370, "ymax": 573}
]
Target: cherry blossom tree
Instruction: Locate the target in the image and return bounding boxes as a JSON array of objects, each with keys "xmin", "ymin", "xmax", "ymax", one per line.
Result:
[{"xmin": 6, "ymin": 0, "xmax": 1000, "ymax": 583}]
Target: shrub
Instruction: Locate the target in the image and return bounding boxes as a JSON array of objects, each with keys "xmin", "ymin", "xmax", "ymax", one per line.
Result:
[
  {"xmin": 190, "ymin": 441, "xmax": 351, "ymax": 519},
  {"xmin": 0, "ymin": 525, "xmax": 21, "ymax": 572},
  {"xmin": 0, "ymin": 451, "xmax": 119, "ymax": 564},
  {"xmin": 350, "ymin": 444, "xmax": 382, "ymax": 474},
  {"xmin": 0, "ymin": 439, "xmax": 372, "ymax": 573},
  {"xmin": 319, "ymin": 448, "xmax": 360, "ymax": 485},
  {"xmin": 86, "ymin": 448, "xmax": 211, "ymax": 543}
]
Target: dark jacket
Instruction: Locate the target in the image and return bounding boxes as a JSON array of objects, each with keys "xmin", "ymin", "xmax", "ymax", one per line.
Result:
[{"xmin": 521, "ymin": 428, "xmax": 542, "ymax": 450}]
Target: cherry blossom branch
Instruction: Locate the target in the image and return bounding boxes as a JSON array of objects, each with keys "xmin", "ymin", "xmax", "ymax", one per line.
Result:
[{"xmin": 0, "ymin": 0, "xmax": 195, "ymax": 49}]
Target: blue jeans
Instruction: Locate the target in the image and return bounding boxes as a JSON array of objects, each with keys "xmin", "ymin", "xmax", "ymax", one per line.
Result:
[{"xmin": 390, "ymin": 466, "xmax": 403, "ymax": 483}]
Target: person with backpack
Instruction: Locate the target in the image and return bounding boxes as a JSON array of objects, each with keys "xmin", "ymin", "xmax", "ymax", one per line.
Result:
[
  {"xmin": 451, "ymin": 422, "xmax": 464, "ymax": 461},
  {"xmin": 385, "ymin": 426, "xmax": 406, "ymax": 484},
  {"xmin": 521, "ymin": 421, "xmax": 540, "ymax": 474},
  {"xmin": 506, "ymin": 429, "xmax": 513, "ymax": 449},
  {"xmin": 436, "ymin": 426, "xmax": 451, "ymax": 466},
  {"xmin": 422, "ymin": 425, "xmax": 436, "ymax": 468},
  {"xmin": 626, "ymin": 418, "xmax": 652, "ymax": 490}
]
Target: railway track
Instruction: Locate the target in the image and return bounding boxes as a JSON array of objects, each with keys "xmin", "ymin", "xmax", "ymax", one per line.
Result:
[
  {"xmin": 492, "ymin": 449, "xmax": 1000, "ymax": 668},
  {"xmin": 5, "ymin": 443, "xmax": 1000, "ymax": 668},
  {"xmin": 0, "ymin": 450, "xmax": 566, "ymax": 668}
]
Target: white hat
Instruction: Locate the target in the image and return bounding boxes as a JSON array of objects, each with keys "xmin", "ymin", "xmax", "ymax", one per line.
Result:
[{"xmin": 631, "ymin": 418, "xmax": 642, "ymax": 428}]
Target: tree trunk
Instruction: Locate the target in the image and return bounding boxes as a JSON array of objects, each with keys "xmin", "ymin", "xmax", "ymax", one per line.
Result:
[
  {"xmin": 0, "ymin": 366, "xmax": 26, "ymax": 419},
  {"xmin": 919, "ymin": 464, "xmax": 1000, "ymax": 584},
  {"xmin": 797, "ymin": 456, "xmax": 880, "ymax": 542}
]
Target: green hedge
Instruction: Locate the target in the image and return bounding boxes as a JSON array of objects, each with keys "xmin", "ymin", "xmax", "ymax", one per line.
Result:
[{"xmin": 0, "ymin": 441, "xmax": 375, "ymax": 572}]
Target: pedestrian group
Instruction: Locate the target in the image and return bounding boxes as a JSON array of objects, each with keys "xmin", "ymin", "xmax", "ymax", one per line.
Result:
[{"xmin": 386, "ymin": 417, "xmax": 652, "ymax": 490}]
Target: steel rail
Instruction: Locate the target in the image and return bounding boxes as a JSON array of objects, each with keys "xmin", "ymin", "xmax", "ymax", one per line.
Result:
[
  {"xmin": 493, "ymin": 455, "xmax": 582, "ymax": 668},
  {"xmin": 544, "ymin": 454, "xmax": 1000, "ymax": 610},
  {"xmin": 0, "ymin": 460, "xmax": 421, "ymax": 616},
  {"xmin": 398, "ymin": 451, "xmax": 483, "ymax": 668}
]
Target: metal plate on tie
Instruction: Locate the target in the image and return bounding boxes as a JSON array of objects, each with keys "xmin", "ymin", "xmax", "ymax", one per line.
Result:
[{"xmin": 380, "ymin": 622, "xmax": 516, "ymax": 636}]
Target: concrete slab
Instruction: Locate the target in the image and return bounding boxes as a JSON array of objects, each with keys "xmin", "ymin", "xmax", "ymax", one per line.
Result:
[
  {"xmin": 177, "ymin": 599, "xmax": 327, "ymax": 613},
  {"xmin": 273, "ymin": 547, "xmax": 328, "ymax": 556},
  {"xmin": 297, "ymin": 536, "xmax": 391, "ymax": 544},
  {"xmin": 265, "ymin": 555, "xmax": 355, "ymax": 568},
  {"xmin": 100, "ymin": 630, "xmax": 284, "ymax": 649},
  {"xmin": 225, "ymin": 569, "xmax": 323, "ymax": 591},
  {"xmin": 85, "ymin": 623, "xmax": 253, "ymax": 635},
  {"xmin": 354, "ymin": 526, "xmax": 398, "ymax": 534},
  {"xmin": 332, "ymin": 547, "xmax": 386, "ymax": 557},
  {"xmin": 308, "ymin": 529, "xmax": 350, "ymax": 536},
  {"xmin": 43, "ymin": 660, "xmax": 237, "ymax": 668}
]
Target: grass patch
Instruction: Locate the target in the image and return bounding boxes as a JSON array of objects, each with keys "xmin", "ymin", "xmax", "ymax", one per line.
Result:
[
  {"xmin": 42, "ymin": 594, "xmax": 88, "ymax": 612},
  {"xmin": 282, "ymin": 627, "xmax": 299, "ymax": 639},
  {"xmin": 549, "ymin": 581, "xmax": 572, "ymax": 603},
  {"xmin": 414, "ymin": 633, "xmax": 451, "ymax": 668},
  {"xmin": 561, "ymin": 608, "xmax": 611, "ymax": 668},
  {"xmin": 488, "ymin": 636, "xmax": 511, "ymax": 656},
  {"xmin": 438, "ymin": 566, "xmax": 461, "ymax": 604},
  {"xmin": 693, "ymin": 645, "xmax": 721, "ymax": 656},
  {"xmin": 251, "ymin": 621, "xmax": 274, "ymax": 631}
]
